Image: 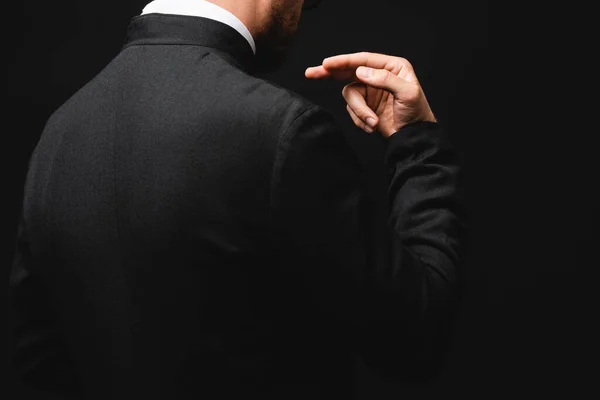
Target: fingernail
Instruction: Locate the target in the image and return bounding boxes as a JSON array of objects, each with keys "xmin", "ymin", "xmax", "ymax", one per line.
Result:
[
  {"xmin": 364, "ymin": 125, "xmax": 374, "ymax": 134},
  {"xmin": 366, "ymin": 117, "xmax": 377, "ymax": 128},
  {"xmin": 357, "ymin": 67, "xmax": 372, "ymax": 78}
]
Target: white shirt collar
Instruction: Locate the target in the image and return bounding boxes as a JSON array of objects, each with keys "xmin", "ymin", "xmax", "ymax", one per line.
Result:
[{"xmin": 141, "ymin": 0, "xmax": 256, "ymax": 55}]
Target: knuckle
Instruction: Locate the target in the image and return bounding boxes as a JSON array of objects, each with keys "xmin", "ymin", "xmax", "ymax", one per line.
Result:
[
  {"xmin": 342, "ymin": 84, "xmax": 350, "ymax": 97},
  {"xmin": 343, "ymin": 83, "xmax": 362, "ymax": 101},
  {"xmin": 390, "ymin": 60, "xmax": 401, "ymax": 73},
  {"xmin": 397, "ymin": 56, "xmax": 410, "ymax": 67},
  {"xmin": 397, "ymin": 57, "xmax": 415, "ymax": 73},
  {"xmin": 342, "ymin": 89, "xmax": 352, "ymax": 103},
  {"xmin": 406, "ymin": 84, "xmax": 421, "ymax": 101}
]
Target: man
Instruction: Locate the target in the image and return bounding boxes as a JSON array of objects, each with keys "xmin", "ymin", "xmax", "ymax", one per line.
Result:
[{"xmin": 9, "ymin": 0, "xmax": 467, "ymax": 399}]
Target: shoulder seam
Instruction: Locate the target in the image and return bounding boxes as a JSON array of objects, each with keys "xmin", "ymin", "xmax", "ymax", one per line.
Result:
[{"xmin": 266, "ymin": 104, "xmax": 320, "ymax": 242}]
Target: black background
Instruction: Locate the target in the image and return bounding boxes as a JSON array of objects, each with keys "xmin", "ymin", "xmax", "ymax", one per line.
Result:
[{"xmin": 6, "ymin": 0, "xmax": 592, "ymax": 399}]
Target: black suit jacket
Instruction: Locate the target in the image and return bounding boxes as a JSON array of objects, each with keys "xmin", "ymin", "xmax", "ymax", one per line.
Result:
[{"xmin": 9, "ymin": 13, "xmax": 468, "ymax": 400}]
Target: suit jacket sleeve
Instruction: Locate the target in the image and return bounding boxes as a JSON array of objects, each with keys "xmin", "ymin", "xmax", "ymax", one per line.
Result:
[{"xmin": 268, "ymin": 105, "xmax": 468, "ymax": 382}]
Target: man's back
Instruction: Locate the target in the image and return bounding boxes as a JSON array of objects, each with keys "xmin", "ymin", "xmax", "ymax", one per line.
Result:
[{"xmin": 10, "ymin": 12, "xmax": 467, "ymax": 400}]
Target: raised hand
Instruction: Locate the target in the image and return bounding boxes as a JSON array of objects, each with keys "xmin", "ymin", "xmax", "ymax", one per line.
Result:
[{"xmin": 305, "ymin": 52, "xmax": 436, "ymax": 139}]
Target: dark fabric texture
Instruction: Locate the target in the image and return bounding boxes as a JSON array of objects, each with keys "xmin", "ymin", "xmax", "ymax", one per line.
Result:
[{"xmin": 9, "ymin": 13, "xmax": 468, "ymax": 400}]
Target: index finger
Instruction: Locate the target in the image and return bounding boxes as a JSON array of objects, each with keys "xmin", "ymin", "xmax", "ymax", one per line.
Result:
[
  {"xmin": 305, "ymin": 65, "xmax": 356, "ymax": 81},
  {"xmin": 322, "ymin": 52, "xmax": 398, "ymax": 71}
]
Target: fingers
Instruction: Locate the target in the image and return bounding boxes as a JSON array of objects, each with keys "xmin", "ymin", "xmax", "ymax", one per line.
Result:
[
  {"xmin": 323, "ymin": 52, "xmax": 397, "ymax": 71},
  {"xmin": 319, "ymin": 52, "xmax": 418, "ymax": 83},
  {"xmin": 346, "ymin": 104, "xmax": 374, "ymax": 134},
  {"xmin": 343, "ymin": 83, "xmax": 378, "ymax": 133},
  {"xmin": 355, "ymin": 66, "xmax": 418, "ymax": 99},
  {"xmin": 305, "ymin": 51, "xmax": 403, "ymax": 81}
]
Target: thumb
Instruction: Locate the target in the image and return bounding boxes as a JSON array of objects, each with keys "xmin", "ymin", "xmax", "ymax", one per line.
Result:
[{"xmin": 356, "ymin": 66, "xmax": 407, "ymax": 97}]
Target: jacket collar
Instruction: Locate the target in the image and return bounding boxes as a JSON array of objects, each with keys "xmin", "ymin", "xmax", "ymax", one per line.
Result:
[{"xmin": 121, "ymin": 13, "xmax": 256, "ymax": 74}]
